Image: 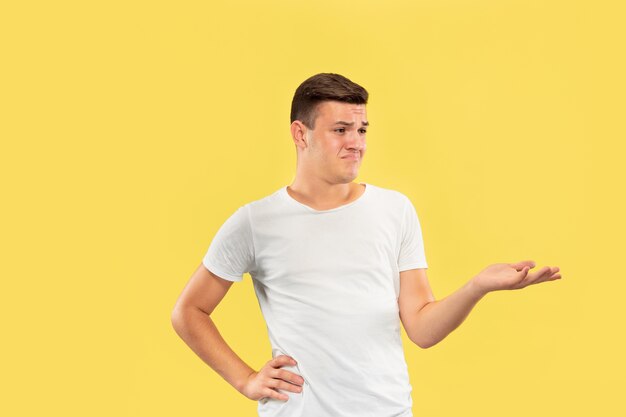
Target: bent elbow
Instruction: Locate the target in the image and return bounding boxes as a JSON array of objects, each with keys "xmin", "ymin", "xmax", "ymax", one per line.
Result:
[
  {"xmin": 170, "ymin": 306, "xmax": 188, "ymax": 332},
  {"xmin": 412, "ymin": 336, "xmax": 436, "ymax": 349}
]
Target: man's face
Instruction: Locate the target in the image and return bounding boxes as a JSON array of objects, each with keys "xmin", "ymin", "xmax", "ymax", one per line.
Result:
[{"xmin": 301, "ymin": 100, "xmax": 368, "ymax": 184}]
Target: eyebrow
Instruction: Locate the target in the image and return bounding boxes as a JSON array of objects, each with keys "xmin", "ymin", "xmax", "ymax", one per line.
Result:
[{"xmin": 333, "ymin": 121, "xmax": 369, "ymax": 126}]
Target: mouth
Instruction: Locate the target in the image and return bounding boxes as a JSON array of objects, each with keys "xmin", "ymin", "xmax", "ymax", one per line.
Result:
[{"xmin": 341, "ymin": 153, "xmax": 360, "ymax": 160}]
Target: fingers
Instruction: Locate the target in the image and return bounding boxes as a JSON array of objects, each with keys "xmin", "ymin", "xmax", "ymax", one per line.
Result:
[
  {"xmin": 272, "ymin": 355, "xmax": 297, "ymax": 368},
  {"xmin": 271, "ymin": 368, "xmax": 305, "ymax": 386},
  {"xmin": 263, "ymin": 387, "xmax": 290, "ymax": 402},
  {"xmin": 267, "ymin": 376, "xmax": 304, "ymax": 393},
  {"xmin": 264, "ymin": 355, "xmax": 304, "ymax": 401},
  {"xmin": 536, "ymin": 266, "xmax": 561, "ymax": 284},
  {"xmin": 510, "ymin": 260, "xmax": 536, "ymax": 271},
  {"xmin": 519, "ymin": 266, "xmax": 562, "ymax": 288}
]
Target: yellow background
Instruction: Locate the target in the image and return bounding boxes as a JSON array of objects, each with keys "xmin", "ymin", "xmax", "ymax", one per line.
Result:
[{"xmin": 2, "ymin": 0, "xmax": 624, "ymax": 416}]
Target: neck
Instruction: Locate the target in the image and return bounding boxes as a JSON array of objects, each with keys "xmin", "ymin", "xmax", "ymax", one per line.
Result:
[{"xmin": 287, "ymin": 178, "xmax": 363, "ymax": 210}]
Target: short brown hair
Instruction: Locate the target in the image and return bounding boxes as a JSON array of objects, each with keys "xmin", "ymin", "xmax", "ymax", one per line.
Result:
[{"xmin": 290, "ymin": 73, "xmax": 369, "ymax": 129}]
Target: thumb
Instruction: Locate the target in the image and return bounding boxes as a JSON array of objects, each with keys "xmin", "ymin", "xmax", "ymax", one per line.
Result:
[
  {"xmin": 518, "ymin": 265, "xmax": 530, "ymax": 278},
  {"xmin": 510, "ymin": 260, "xmax": 536, "ymax": 271}
]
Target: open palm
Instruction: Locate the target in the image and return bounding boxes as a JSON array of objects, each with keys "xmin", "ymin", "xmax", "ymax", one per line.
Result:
[{"xmin": 472, "ymin": 260, "xmax": 562, "ymax": 294}]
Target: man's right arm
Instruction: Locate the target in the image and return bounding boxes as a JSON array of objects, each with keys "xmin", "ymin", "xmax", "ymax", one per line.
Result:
[{"xmin": 170, "ymin": 262, "xmax": 255, "ymax": 393}]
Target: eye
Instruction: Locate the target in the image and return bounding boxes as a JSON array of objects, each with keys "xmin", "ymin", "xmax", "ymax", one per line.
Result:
[
  {"xmin": 359, "ymin": 129, "xmax": 367, "ymax": 134},
  {"xmin": 335, "ymin": 128, "xmax": 345, "ymax": 133}
]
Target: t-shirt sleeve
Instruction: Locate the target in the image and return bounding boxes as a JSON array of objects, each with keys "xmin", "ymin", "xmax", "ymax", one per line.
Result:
[
  {"xmin": 202, "ymin": 205, "xmax": 255, "ymax": 282},
  {"xmin": 398, "ymin": 195, "xmax": 428, "ymax": 271}
]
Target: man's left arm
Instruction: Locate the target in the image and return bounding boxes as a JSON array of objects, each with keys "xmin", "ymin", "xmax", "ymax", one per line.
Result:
[{"xmin": 398, "ymin": 260, "xmax": 562, "ymax": 349}]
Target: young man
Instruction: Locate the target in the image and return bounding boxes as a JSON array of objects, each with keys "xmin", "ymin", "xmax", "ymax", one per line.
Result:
[{"xmin": 171, "ymin": 73, "xmax": 562, "ymax": 417}]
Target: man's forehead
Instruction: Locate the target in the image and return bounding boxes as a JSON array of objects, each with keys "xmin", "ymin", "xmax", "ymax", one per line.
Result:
[{"xmin": 317, "ymin": 101, "xmax": 367, "ymax": 118}]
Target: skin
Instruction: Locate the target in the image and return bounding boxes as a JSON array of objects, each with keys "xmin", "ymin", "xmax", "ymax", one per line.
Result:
[
  {"xmin": 171, "ymin": 100, "xmax": 562, "ymax": 404},
  {"xmin": 286, "ymin": 100, "xmax": 369, "ymax": 210},
  {"xmin": 398, "ymin": 261, "xmax": 562, "ymax": 349}
]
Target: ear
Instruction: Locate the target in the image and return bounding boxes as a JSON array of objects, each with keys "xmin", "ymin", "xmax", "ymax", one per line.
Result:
[{"xmin": 290, "ymin": 120, "xmax": 309, "ymax": 150}]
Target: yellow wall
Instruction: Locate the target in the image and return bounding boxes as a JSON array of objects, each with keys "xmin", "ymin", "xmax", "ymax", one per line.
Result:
[{"xmin": 2, "ymin": 1, "xmax": 624, "ymax": 415}]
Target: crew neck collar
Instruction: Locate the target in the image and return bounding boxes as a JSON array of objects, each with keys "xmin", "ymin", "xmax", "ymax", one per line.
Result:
[{"xmin": 281, "ymin": 183, "xmax": 370, "ymax": 214}]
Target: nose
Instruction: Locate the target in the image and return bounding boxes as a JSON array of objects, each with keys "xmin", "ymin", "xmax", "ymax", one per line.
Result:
[{"xmin": 346, "ymin": 131, "xmax": 365, "ymax": 152}]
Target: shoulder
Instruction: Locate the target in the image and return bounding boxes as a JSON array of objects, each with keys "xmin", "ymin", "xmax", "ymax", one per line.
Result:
[
  {"xmin": 239, "ymin": 186, "xmax": 290, "ymax": 218},
  {"xmin": 366, "ymin": 183, "xmax": 411, "ymax": 208}
]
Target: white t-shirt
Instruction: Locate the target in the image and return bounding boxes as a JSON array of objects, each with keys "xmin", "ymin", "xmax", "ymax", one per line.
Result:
[{"xmin": 202, "ymin": 182, "xmax": 428, "ymax": 417}]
